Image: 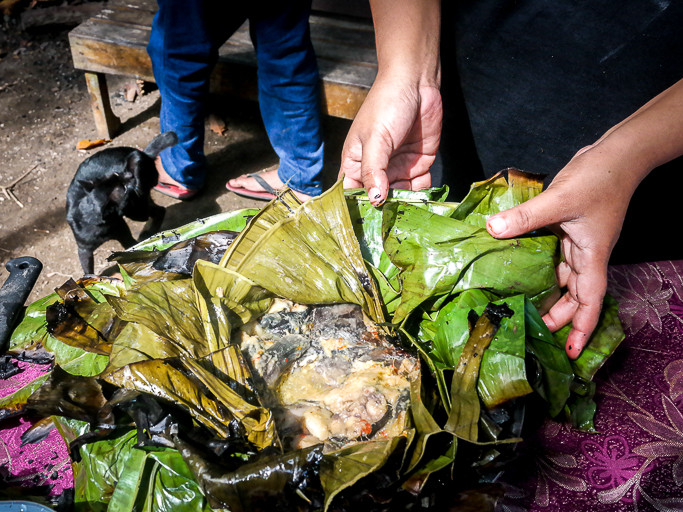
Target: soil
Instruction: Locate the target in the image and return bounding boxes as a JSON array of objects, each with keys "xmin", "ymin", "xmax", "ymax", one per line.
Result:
[{"xmin": 0, "ymin": 5, "xmax": 352, "ymax": 304}]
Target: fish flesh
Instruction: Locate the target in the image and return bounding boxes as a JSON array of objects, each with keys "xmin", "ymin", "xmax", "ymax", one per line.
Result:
[{"xmin": 236, "ymin": 300, "xmax": 419, "ymax": 452}]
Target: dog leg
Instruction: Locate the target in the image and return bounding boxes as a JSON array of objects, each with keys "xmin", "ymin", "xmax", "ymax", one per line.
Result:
[
  {"xmin": 113, "ymin": 221, "xmax": 137, "ymax": 249},
  {"xmin": 78, "ymin": 248, "xmax": 95, "ymax": 275},
  {"xmin": 138, "ymin": 204, "xmax": 165, "ymax": 242}
]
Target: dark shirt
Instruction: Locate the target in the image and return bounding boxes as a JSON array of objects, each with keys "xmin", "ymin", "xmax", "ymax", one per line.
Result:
[{"xmin": 438, "ymin": 0, "xmax": 683, "ymax": 263}]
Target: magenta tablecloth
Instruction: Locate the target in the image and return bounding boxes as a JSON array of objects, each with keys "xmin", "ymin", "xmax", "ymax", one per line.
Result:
[
  {"xmin": 499, "ymin": 260, "xmax": 683, "ymax": 511},
  {"xmin": 0, "ymin": 361, "xmax": 71, "ymax": 497},
  {"xmin": 2, "ymin": 260, "xmax": 683, "ymax": 509}
]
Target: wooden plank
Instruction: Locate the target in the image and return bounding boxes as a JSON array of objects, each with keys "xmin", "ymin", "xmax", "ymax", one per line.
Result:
[
  {"xmin": 70, "ymin": 35, "xmax": 154, "ymax": 80},
  {"xmin": 229, "ymin": 16, "xmax": 377, "ymax": 66},
  {"xmin": 69, "ymin": 17, "xmax": 150, "ymax": 47},
  {"xmin": 92, "ymin": 5, "xmax": 155, "ymax": 28}
]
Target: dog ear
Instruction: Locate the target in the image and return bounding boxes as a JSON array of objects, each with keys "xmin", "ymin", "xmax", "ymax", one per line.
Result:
[
  {"xmin": 124, "ymin": 152, "xmax": 144, "ymax": 186},
  {"xmin": 78, "ymin": 179, "xmax": 97, "ymax": 192}
]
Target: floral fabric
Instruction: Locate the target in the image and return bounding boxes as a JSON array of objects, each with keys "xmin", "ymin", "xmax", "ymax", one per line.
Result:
[{"xmin": 499, "ymin": 260, "xmax": 683, "ymax": 511}]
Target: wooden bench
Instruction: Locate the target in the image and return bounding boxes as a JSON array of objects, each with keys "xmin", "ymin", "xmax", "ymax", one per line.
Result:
[{"xmin": 68, "ymin": 0, "xmax": 378, "ymax": 139}]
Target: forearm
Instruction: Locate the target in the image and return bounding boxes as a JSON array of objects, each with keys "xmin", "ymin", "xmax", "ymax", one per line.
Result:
[
  {"xmin": 369, "ymin": 0, "xmax": 441, "ymax": 87},
  {"xmin": 590, "ymin": 78, "xmax": 683, "ymax": 191}
]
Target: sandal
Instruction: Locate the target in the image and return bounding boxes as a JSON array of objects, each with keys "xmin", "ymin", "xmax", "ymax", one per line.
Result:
[
  {"xmin": 153, "ymin": 182, "xmax": 199, "ymax": 200},
  {"xmin": 225, "ymin": 170, "xmax": 280, "ymax": 201}
]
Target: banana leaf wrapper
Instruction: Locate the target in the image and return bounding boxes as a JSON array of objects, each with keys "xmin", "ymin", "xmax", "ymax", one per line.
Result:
[{"xmin": 2, "ymin": 173, "xmax": 625, "ymax": 511}]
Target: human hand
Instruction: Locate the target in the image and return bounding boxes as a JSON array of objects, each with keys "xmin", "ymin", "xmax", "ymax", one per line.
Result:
[
  {"xmin": 339, "ymin": 78, "xmax": 442, "ymax": 206},
  {"xmin": 485, "ymin": 145, "xmax": 639, "ymax": 358}
]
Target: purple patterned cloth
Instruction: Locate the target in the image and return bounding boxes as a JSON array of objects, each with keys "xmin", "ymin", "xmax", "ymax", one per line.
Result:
[
  {"xmin": 500, "ymin": 260, "xmax": 683, "ymax": 511},
  {"xmin": 0, "ymin": 361, "xmax": 72, "ymax": 497},
  {"xmin": 2, "ymin": 260, "xmax": 683, "ymax": 509}
]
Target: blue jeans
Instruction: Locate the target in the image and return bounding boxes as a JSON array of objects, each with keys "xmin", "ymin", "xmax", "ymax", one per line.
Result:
[{"xmin": 147, "ymin": 0, "xmax": 324, "ymax": 196}]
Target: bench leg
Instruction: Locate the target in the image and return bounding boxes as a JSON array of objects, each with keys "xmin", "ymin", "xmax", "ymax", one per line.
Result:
[{"xmin": 84, "ymin": 71, "xmax": 121, "ymax": 139}]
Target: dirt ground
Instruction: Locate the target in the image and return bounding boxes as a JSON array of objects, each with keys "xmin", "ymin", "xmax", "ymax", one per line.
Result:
[{"xmin": 0, "ymin": 6, "xmax": 352, "ymax": 304}]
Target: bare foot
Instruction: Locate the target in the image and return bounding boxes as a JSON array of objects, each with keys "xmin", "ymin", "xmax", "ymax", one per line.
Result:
[
  {"xmin": 154, "ymin": 156, "xmax": 198, "ymax": 199},
  {"xmin": 155, "ymin": 156, "xmax": 185, "ymax": 188},
  {"xmin": 227, "ymin": 165, "xmax": 313, "ymax": 202}
]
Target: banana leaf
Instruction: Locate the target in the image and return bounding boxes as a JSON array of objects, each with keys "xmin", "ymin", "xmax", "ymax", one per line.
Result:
[
  {"xmin": 0, "ymin": 373, "xmax": 50, "ymax": 420},
  {"xmin": 103, "ymin": 322, "xmax": 183, "ymax": 375},
  {"xmin": 345, "ymin": 186, "xmax": 456, "ymax": 270},
  {"xmin": 2, "ymin": 174, "xmax": 626, "ymax": 510},
  {"xmin": 382, "ymin": 201, "xmax": 559, "ymax": 325},
  {"xmin": 24, "ymin": 367, "xmax": 109, "ymax": 426},
  {"xmin": 346, "ymin": 189, "xmax": 457, "ymax": 317},
  {"xmin": 522, "ymin": 298, "xmax": 575, "ymax": 417},
  {"xmin": 73, "ymin": 427, "xmax": 212, "ymax": 512},
  {"xmin": 450, "ymin": 169, "xmax": 544, "ymax": 227},
  {"xmin": 110, "ymin": 231, "xmax": 240, "ymax": 285},
  {"xmin": 344, "ymin": 186, "xmax": 451, "ymax": 202},
  {"xmin": 400, "ymin": 377, "xmax": 454, "ymax": 492},
  {"xmin": 9, "ymin": 278, "xmax": 119, "ymax": 369},
  {"xmin": 1, "ymin": 283, "xmax": 111, "ymax": 419},
  {"xmin": 444, "ymin": 303, "xmax": 513, "ymax": 442},
  {"xmin": 219, "ymin": 181, "xmax": 385, "ymax": 323},
  {"xmin": 103, "ymin": 356, "xmax": 276, "ymax": 449},
  {"xmin": 426, "ymin": 292, "xmax": 533, "ymax": 410},
  {"xmin": 172, "ymin": 433, "xmax": 323, "ymax": 511},
  {"xmin": 106, "ymin": 279, "xmax": 209, "ymax": 359},
  {"xmin": 320, "ymin": 436, "xmax": 406, "ymax": 511},
  {"xmin": 131, "ymin": 209, "xmax": 259, "ymax": 252},
  {"xmin": 192, "ymin": 260, "xmax": 273, "ymax": 354},
  {"xmin": 564, "ymin": 294, "xmax": 625, "ymax": 381}
]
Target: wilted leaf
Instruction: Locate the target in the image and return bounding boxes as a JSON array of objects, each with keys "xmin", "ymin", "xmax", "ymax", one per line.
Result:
[
  {"xmin": 445, "ymin": 303, "xmax": 513, "ymax": 442},
  {"xmin": 220, "ymin": 181, "xmax": 385, "ymax": 323},
  {"xmin": 76, "ymin": 138, "xmax": 108, "ymax": 150}
]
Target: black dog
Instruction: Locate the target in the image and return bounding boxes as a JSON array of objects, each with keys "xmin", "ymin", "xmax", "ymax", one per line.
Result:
[{"xmin": 66, "ymin": 132, "xmax": 178, "ymax": 274}]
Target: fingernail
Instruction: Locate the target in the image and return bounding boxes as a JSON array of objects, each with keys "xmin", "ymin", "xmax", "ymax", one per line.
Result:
[
  {"xmin": 488, "ymin": 216, "xmax": 507, "ymax": 235},
  {"xmin": 369, "ymin": 187, "xmax": 382, "ymax": 200}
]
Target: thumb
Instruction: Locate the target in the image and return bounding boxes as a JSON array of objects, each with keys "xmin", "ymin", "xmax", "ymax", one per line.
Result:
[
  {"xmin": 361, "ymin": 134, "xmax": 391, "ymax": 207},
  {"xmin": 486, "ymin": 191, "xmax": 562, "ymax": 239}
]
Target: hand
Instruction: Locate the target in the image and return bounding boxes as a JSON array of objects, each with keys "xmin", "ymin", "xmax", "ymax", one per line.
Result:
[
  {"xmin": 485, "ymin": 145, "xmax": 638, "ymax": 358},
  {"xmin": 339, "ymin": 78, "xmax": 442, "ymax": 206}
]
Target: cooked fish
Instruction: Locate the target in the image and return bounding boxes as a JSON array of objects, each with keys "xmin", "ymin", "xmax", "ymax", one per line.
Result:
[{"xmin": 236, "ymin": 300, "xmax": 419, "ymax": 452}]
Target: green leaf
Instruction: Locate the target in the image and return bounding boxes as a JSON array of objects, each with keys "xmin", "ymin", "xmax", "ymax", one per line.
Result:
[
  {"xmin": 523, "ymin": 298, "xmax": 574, "ymax": 417},
  {"xmin": 142, "ymin": 450, "xmax": 211, "ymax": 512},
  {"xmin": 104, "ymin": 322, "xmax": 181, "ymax": 375},
  {"xmin": 192, "ymin": 260, "xmax": 272, "ymax": 353},
  {"xmin": 382, "ymin": 202, "xmax": 559, "ymax": 324},
  {"xmin": 0, "ymin": 373, "xmax": 50, "ymax": 418},
  {"xmin": 566, "ymin": 294, "xmax": 625, "ymax": 381},
  {"xmin": 321, "ymin": 437, "xmax": 405, "ymax": 511},
  {"xmin": 74, "ymin": 429, "xmax": 139, "ymax": 510},
  {"xmin": 131, "ymin": 209, "xmax": 259, "ymax": 252},
  {"xmin": 8, "ymin": 292, "xmax": 60, "ymax": 351},
  {"xmin": 220, "ymin": 181, "xmax": 385, "ymax": 323},
  {"xmin": 172, "ymin": 434, "xmax": 321, "ymax": 512},
  {"xmin": 106, "ymin": 279, "xmax": 210, "ymax": 359},
  {"xmin": 103, "ymin": 356, "xmax": 277, "ymax": 448},
  {"xmin": 427, "ymin": 293, "xmax": 533, "ymax": 410},
  {"xmin": 344, "ymin": 186, "xmax": 451, "ymax": 202},
  {"xmin": 451, "ymin": 169, "xmax": 545, "ymax": 227},
  {"xmin": 444, "ymin": 303, "xmax": 514, "ymax": 441}
]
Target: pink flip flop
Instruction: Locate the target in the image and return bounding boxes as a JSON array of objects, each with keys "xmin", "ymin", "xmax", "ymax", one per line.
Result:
[
  {"xmin": 225, "ymin": 172, "xmax": 279, "ymax": 201},
  {"xmin": 153, "ymin": 181, "xmax": 199, "ymax": 200},
  {"xmin": 154, "ymin": 181, "xmax": 199, "ymax": 201}
]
